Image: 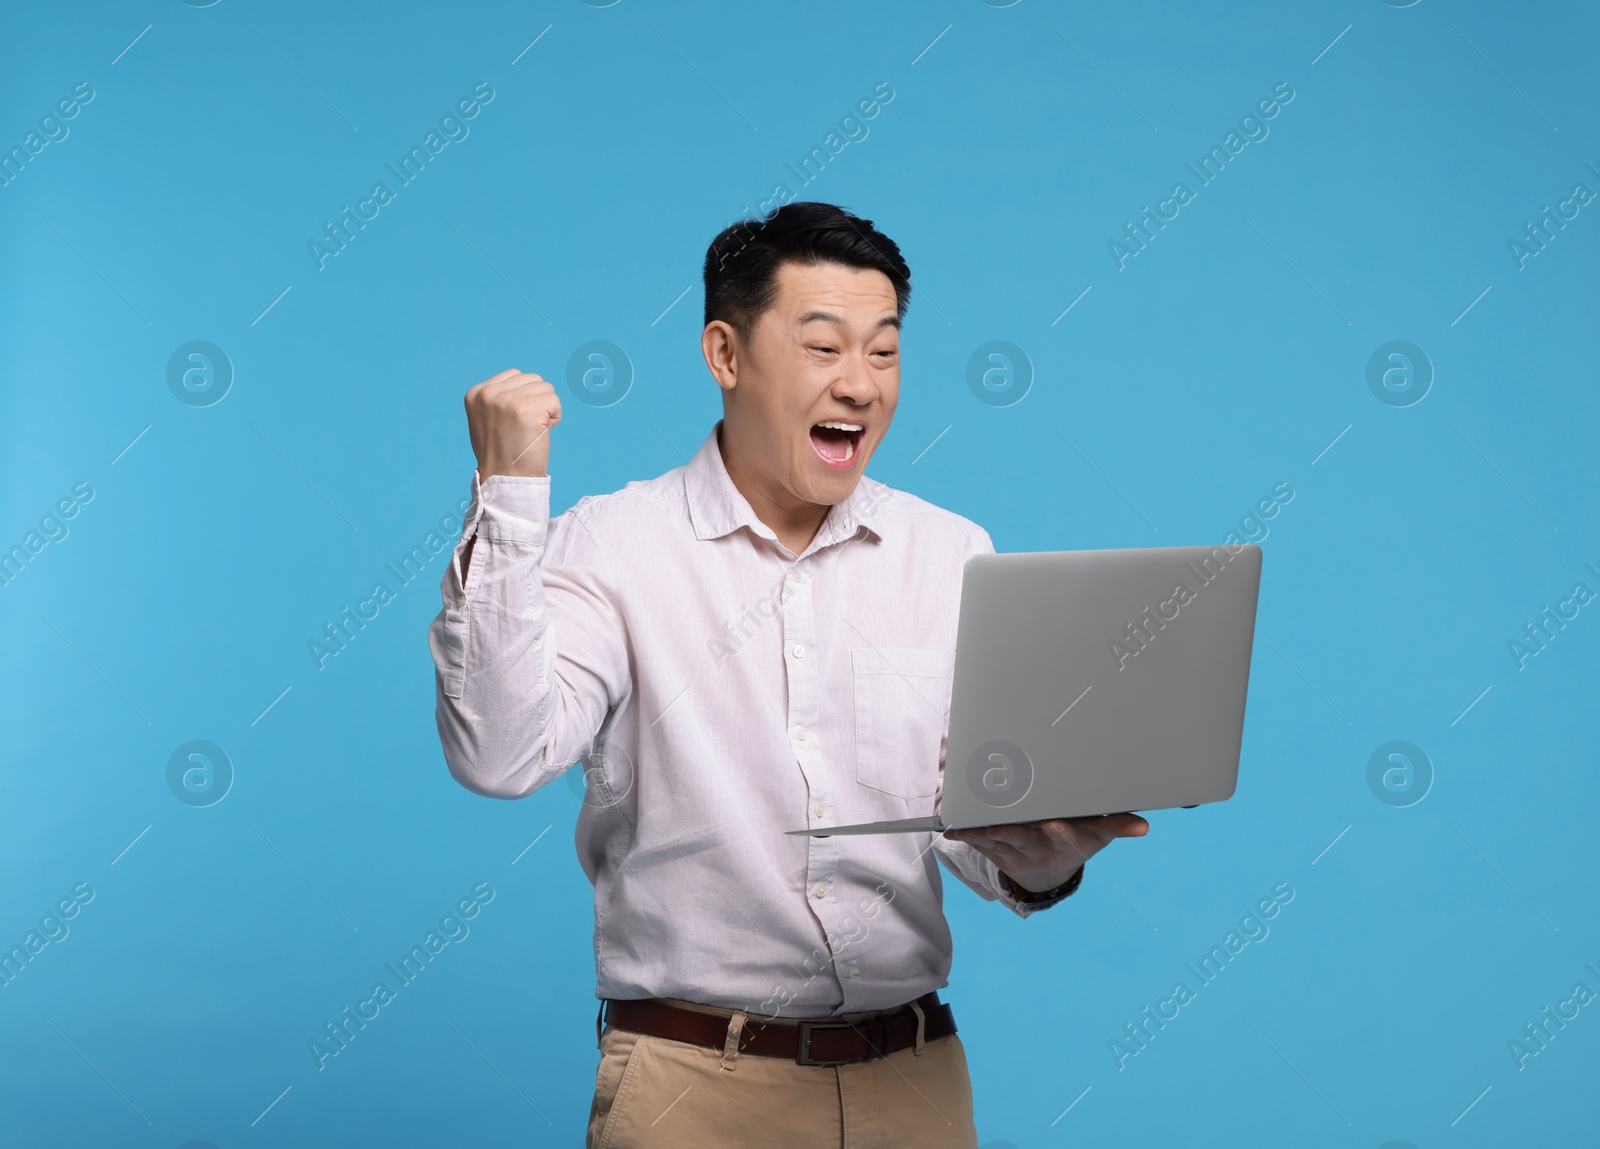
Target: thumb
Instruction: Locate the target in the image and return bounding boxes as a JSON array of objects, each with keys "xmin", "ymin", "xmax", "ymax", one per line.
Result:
[{"xmin": 1105, "ymin": 813, "xmax": 1150, "ymax": 837}]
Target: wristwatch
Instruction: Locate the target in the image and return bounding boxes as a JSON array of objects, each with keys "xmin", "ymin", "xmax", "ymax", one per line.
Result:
[{"xmin": 1000, "ymin": 864, "xmax": 1084, "ymax": 907}]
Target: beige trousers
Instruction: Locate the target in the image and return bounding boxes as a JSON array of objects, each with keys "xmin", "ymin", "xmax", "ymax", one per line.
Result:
[{"xmin": 585, "ymin": 1001, "xmax": 980, "ymax": 1149}]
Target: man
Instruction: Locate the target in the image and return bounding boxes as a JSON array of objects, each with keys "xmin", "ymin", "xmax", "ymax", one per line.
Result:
[{"xmin": 429, "ymin": 201, "xmax": 1149, "ymax": 1148}]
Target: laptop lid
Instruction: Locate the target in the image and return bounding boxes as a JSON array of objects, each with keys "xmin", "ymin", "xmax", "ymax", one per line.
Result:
[{"xmin": 939, "ymin": 544, "xmax": 1261, "ymax": 830}]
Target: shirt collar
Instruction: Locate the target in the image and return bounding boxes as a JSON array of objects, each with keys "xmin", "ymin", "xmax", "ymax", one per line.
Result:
[{"xmin": 683, "ymin": 422, "xmax": 889, "ymax": 551}]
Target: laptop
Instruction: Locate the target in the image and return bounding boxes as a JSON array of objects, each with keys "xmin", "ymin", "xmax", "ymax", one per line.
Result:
[{"xmin": 786, "ymin": 543, "xmax": 1262, "ymax": 838}]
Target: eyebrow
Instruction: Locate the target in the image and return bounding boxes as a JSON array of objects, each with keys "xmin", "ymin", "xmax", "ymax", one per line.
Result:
[{"xmin": 797, "ymin": 310, "xmax": 901, "ymax": 330}]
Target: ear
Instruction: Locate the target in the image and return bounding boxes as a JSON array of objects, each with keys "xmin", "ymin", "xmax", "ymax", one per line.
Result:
[{"xmin": 701, "ymin": 321, "xmax": 741, "ymax": 394}]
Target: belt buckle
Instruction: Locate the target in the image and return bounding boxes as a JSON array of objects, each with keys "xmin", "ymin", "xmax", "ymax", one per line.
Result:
[{"xmin": 795, "ymin": 1020, "xmax": 856, "ymax": 1066}]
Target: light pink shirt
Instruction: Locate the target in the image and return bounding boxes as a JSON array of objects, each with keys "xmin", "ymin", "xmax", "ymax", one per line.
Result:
[{"xmin": 429, "ymin": 424, "xmax": 1048, "ymax": 1018}]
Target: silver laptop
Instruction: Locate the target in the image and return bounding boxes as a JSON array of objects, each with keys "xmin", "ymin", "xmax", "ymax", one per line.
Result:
[{"xmin": 787, "ymin": 544, "xmax": 1262, "ymax": 837}]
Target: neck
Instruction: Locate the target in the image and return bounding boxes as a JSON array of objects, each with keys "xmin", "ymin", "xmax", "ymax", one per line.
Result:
[{"xmin": 717, "ymin": 423, "xmax": 829, "ymax": 555}]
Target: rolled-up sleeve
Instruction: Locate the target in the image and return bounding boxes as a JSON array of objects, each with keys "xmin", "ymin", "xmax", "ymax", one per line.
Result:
[{"xmin": 429, "ymin": 470, "xmax": 629, "ymax": 800}]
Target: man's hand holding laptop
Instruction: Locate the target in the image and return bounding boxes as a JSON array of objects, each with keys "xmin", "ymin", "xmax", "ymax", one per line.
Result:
[{"xmin": 946, "ymin": 814, "xmax": 1149, "ymax": 893}]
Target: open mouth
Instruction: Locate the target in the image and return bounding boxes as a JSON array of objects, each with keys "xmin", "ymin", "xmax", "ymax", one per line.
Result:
[{"xmin": 809, "ymin": 421, "xmax": 866, "ymax": 469}]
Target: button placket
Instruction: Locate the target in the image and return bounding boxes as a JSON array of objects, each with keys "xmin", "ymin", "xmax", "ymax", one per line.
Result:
[{"xmin": 787, "ymin": 560, "xmax": 840, "ymax": 961}]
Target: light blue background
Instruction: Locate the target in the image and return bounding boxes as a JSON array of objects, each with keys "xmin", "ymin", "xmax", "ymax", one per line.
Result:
[{"xmin": 2, "ymin": 0, "xmax": 1596, "ymax": 1145}]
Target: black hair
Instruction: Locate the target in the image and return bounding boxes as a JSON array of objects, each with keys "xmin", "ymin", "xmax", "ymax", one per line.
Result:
[{"xmin": 702, "ymin": 201, "xmax": 911, "ymax": 339}]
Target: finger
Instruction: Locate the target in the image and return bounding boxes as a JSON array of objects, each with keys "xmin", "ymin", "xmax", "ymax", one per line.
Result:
[
  {"xmin": 1040, "ymin": 821, "xmax": 1089, "ymax": 861},
  {"xmin": 984, "ymin": 824, "xmax": 1054, "ymax": 862},
  {"xmin": 503, "ymin": 390, "xmax": 561, "ymax": 422},
  {"xmin": 471, "ymin": 371, "xmax": 545, "ymax": 404},
  {"xmin": 976, "ymin": 828, "xmax": 1041, "ymax": 866},
  {"xmin": 467, "ymin": 368, "xmax": 525, "ymax": 401},
  {"xmin": 1065, "ymin": 813, "xmax": 1148, "ymax": 839},
  {"xmin": 500, "ymin": 373, "xmax": 554, "ymax": 396},
  {"xmin": 946, "ymin": 828, "xmax": 1008, "ymax": 858},
  {"xmin": 945, "ymin": 828, "xmax": 1005, "ymax": 858},
  {"xmin": 964, "ymin": 837, "xmax": 1030, "ymax": 874},
  {"xmin": 957, "ymin": 823, "xmax": 1082, "ymax": 860},
  {"xmin": 486, "ymin": 389, "xmax": 560, "ymax": 433},
  {"xmin": 1098, "ymin": 813, "xmax": 1150, "ymax": 837},
  {"xmin": 483, "ymin": 373, "xmax": 553, "ymax": 403}
]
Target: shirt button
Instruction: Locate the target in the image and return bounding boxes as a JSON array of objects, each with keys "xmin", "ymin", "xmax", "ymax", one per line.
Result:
[
  {"xmin": 815, "ymin": 803, "xmax": 826, "ymax": 817},
  {"xmin": 789, "ymin": 569, "xmax": 802, "ymax": 583},
  {"xmin": 792, "ymin": 645, "xmax": 806, "ymax": 659},
  {"xmin": 842, "ymin": 966, "xmax": 853, "ymax": 979},
  {"xmin": 813, "ymin": 882, "xmax": 827, "ymax": 899},
  {"xmin": 795, "ymin": 726, "xmax": 807, "ymax": 742}
]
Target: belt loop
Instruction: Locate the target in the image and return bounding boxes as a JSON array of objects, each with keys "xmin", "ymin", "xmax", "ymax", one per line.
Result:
[
  {"xmin": 721, "ymin": 1009, "xmax": 748, "ymax": 1070},
  {"xmin": 597, "ymin": 1000, "xmax": 606, "ymax": 1050},
  {"xmin": 908, "ymin": 1000, "xmax": 927, "ymax": 1056}
]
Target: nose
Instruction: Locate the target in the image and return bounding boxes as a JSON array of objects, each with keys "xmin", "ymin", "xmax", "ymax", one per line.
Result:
[{"xmin": 832, "ymin": 350, "xmax": 879, "ymax": 406}]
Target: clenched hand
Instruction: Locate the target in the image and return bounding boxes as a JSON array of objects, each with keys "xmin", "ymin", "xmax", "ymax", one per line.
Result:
[
  {"xmin": 459, "ymin": 369, "xmax": 560, "ymax": 583},
  {"xmin": 465, "ymin": 368, "xmax": 562, "ymax": 480}
]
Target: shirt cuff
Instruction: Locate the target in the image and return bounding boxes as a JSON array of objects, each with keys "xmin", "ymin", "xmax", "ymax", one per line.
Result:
[
  {"xmin": 468, "ymin": 469, "xmax": 551, "ymax": 546},
  {"xmin": 957, "ymin": 846, "xmax": 1055, "ymax": 919}
]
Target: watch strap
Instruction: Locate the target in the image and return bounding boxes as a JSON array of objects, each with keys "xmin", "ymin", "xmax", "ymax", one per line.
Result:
[{"xmin": 1000, "ymin": 864, "xmax": 1084, "ymax": 907}]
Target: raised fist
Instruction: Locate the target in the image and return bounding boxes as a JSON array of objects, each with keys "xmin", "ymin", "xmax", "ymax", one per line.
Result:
[{"xmin": 463, "ymin": 369, "xmax": 561, "ymax": 479}]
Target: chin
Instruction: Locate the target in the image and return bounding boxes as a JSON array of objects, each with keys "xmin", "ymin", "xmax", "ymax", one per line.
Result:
[{"xmin": 800, "ymin": 455, "xmax": 869, "ymax": 505}]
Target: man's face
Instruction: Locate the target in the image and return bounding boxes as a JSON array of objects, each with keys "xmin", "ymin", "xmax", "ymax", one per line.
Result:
[{"xmin": 713, "ymin": 259, "xmax": 900, "ymax": 507}]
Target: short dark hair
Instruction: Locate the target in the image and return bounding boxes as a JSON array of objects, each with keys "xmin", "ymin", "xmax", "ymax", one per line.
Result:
[{"xmin": 702, "ymin": 201, "xmax": 911, "ymax": 339}]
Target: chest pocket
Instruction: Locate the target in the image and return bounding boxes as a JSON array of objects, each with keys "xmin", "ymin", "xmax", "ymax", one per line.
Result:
[{"xmin": 851, "ymin": 646, "xmax": 955, "ymax": 802}]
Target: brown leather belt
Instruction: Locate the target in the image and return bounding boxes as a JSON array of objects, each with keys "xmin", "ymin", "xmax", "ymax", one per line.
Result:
[{"xmin": 601, "ymin": 992, "xmax": 956, "ymax": 1066}]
